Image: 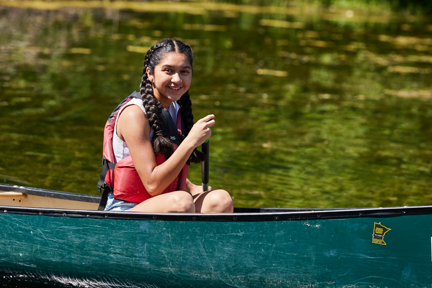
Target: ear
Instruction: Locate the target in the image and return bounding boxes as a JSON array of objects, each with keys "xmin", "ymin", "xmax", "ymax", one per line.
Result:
[{"xmin": 146, "ymin": 67, "xmax": 154, "ymax": 83}]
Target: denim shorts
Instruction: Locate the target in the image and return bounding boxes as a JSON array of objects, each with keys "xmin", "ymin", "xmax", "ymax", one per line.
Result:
[{"xmin": 104, "ymin": 193, "xmax": 138, "ymax": 211}]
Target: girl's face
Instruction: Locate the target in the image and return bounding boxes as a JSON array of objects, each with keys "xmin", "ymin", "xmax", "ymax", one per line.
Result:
[{"xmin": 147, "ymin": 52, "xmax": 192, "ymax": 109}]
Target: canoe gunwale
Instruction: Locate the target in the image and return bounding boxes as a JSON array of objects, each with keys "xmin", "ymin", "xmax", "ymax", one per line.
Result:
[
  {"xmin": 2, "ymin": 183, "xmax": 432, "ymax": 222},
  {"xmin": 1, "ymin": 204, "xmax": 431, "ymax": 222}
]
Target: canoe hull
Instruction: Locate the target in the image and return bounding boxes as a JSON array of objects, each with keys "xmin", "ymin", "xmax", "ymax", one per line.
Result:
[{"xmin": 1, "ymin": 207, "xmax": 432, "ymax": 287}]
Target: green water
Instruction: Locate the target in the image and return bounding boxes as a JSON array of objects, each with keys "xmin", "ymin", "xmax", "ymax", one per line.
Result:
[{"xmin": 0, "ymin": 1, "xmax": 431, "ymax": 208}]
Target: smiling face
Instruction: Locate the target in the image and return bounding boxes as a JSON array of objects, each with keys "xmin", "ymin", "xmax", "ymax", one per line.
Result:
[{"xmin": 147, "ymin": 52, "xmax": 192, "ymax": 109}]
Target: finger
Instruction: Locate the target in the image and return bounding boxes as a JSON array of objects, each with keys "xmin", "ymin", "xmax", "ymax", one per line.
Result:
[
  {"xmin": 200, "ymin": 114, "xmax": 215, "ymax": 123},
  {"xmin": 205, "ymin": 120, "xmax": 215, "ymax": 128}
]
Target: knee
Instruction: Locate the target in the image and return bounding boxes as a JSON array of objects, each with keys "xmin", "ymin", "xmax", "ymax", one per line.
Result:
[
  {"xmin": 167, "ymin": 192, "xmax": 195, "ymax": 213},
  {"xmin": 205, "ymin": 190, "xmax": 233, "ymax": 213}
]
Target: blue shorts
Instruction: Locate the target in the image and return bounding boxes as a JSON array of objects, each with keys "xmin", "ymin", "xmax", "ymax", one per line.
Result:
[{"xmin": 104, "ymin": 193, "xmax": 138, "ymax": 211}]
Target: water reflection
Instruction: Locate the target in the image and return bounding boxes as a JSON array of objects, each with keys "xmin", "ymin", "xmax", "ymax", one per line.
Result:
[{"xmin": 0, "ymin": 1, "xmax": 431, "ymax": 208}]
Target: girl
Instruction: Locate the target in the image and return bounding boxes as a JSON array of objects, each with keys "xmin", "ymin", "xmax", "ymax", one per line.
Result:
[{"xmin": 103, "ymin": 39, "xmax": 233, "ymax": 213}]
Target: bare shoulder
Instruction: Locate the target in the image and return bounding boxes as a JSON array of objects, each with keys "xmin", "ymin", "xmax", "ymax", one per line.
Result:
[{"xmin": 117, "ymin": 104, "xmax": 149, "ymax": 141}]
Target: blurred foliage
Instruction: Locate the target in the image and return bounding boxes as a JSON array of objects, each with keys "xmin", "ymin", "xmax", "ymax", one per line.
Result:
[
  {"xmin": 203, "ymin": 0, "xmax": 432, "ymax": 15},
  {"xmin": 0, "ymin": 0, "xmax": 431, "ymax": 208}
]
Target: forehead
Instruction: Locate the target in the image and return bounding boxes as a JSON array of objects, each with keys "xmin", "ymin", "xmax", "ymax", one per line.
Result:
[{"xmin": 157, "ymin": 52, "xmax": 191, "ymax": 68}]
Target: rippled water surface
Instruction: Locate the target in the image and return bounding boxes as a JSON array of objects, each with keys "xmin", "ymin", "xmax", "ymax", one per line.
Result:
[{"xmin": 1, "ymin": 1, "xmax": 432, "ymax": 208}]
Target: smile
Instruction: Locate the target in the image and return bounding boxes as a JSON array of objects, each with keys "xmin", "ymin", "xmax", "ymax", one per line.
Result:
[{"xmin": 168, "ymin": 87, "xmax": 182, "ymax": 90}]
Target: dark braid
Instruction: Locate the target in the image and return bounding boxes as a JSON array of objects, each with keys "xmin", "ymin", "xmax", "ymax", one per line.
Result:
[
  {"xmin": 139, "ymin": 39, "xmax": 204, "ymax": 162},
  {"xmin": 178, "ymin": 91, "xmax": 205, "ymax": 163},
  {"xmin": 139, "ymin": 42, "xmax": 172, "ymax": 156}
]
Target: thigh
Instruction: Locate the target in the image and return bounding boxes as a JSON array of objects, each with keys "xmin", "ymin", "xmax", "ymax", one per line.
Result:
[
  {"xmin": 130, "ymin": 191, "xmax": 194, "ymax": 213},
  {"xmin": 193, "ymin": 189, "xmax": 233, "ymax": 213}
]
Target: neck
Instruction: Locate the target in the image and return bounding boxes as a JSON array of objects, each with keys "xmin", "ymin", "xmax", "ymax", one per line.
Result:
[
  {"xmin": 153, "ymin": 93, "xmax": 172, "ymax": 109},
  {"xmin": 159, "ymin": 98, "xmax": 172, "ymax": 110}
]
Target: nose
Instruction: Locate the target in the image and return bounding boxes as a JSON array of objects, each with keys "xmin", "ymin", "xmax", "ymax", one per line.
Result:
[{"xmin": 171, "ymin": 73, "xmax": 181, "ymax": 84}]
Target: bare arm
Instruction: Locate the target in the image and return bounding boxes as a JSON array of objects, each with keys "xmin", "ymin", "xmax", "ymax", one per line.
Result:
[{"xmin": 117, "ymin": 105, "xmax": 214, "ymax": 196}]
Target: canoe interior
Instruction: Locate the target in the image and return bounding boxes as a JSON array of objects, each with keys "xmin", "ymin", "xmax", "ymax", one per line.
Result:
[
  {"xmin": 0, "ymin": 184, "xmax": 99, "ymax": 210},
  {"xmin": 0, "ymin": 191, "xmax": 99, "ymax": 210}
]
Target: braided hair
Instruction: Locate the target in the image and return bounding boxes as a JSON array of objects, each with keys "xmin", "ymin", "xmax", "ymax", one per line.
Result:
[{"xmin": 139, "ymin": 39, "xmax": 204, "ymax": 163}]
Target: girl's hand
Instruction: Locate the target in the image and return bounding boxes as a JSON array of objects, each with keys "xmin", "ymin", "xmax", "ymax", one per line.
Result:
[{"xmin": 185, "ymin": 114, "xmax": 215, "ymax": 148}]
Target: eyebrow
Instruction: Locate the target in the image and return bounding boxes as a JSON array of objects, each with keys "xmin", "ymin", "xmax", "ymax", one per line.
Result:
[{"xmin": 162, "ymin": 64, "xmax": 192, "ymax": 69}]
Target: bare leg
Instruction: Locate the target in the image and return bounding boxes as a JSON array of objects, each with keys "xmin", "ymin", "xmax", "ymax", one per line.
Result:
[
  {"xmin": 130, "ymin": 191, "xmax": 195, "ymax": 213},
  {"xmin": 193, "ymin": 189, "xmax": 233, "ymax": 213}
]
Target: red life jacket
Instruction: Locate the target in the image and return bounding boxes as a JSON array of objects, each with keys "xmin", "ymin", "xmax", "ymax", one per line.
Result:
[{"xmin": 97, "ymin": 91, "xmax": 189, "ymax": 208}]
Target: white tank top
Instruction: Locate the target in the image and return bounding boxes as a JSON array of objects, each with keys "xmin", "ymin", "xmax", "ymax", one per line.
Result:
[{"xmin": 112, "ymin": 98, "xmax": 179, "ymax": 163}]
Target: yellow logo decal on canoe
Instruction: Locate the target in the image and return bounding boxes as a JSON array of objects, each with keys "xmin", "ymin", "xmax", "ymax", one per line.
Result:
[{"xmin": 372, "ymin": 222, "xmax": 391, "ymax": 245}]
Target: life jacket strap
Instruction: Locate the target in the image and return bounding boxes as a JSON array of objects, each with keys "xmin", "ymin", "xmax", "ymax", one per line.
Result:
[
  {"xmin": 97, "ymin": 158, "xmax": 116, "ymax": 211},
  {"xmin": 98, "ymin": 183, "xmax": 112, "ymax": 211},
  {"xmin": 97, "ymin": 158, "xmax": 115, "ymax": 192}
]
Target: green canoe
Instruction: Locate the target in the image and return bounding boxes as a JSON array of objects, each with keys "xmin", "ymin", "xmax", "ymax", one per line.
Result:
[{"xmin": 0, "ymin": 183, "xmax": 431, "ymax": 287}]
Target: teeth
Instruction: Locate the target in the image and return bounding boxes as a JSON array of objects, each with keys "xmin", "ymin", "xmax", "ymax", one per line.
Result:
[{"xmin": 170, "ymin": 87, "xmax": 181, "ymax": 90}]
